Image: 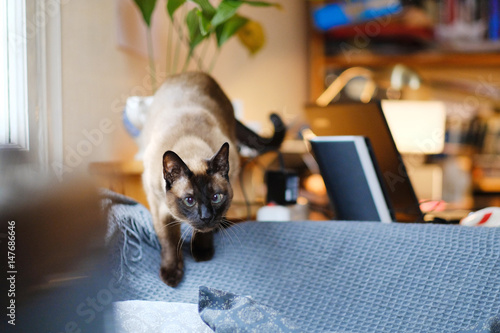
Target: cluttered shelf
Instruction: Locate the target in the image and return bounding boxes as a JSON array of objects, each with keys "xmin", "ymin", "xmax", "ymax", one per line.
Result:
[
  {"xmin": 307, "ymin": 1, "xmax": 500, "ymax": 100},
  {"xmin": 321, "ymin": 51, "xmax": 500, "ymax": 68}
]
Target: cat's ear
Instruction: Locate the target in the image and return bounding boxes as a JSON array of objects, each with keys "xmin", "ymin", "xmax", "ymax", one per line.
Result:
[
  {"xmin": 208, "ymin": 142, "xmax": 230, "ymax": 179},
  {"xmin": 163, "ymin": 151, "xmax": 191, "ymax": 190}
]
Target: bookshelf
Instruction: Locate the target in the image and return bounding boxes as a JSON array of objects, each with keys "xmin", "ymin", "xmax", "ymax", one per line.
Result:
[
  {"xmin": 321, "ymin": 52, "xmax": 500, "ymax": 68},
  {"xmin": 307, "ymin": 1, "xmax": 500, "ymax": 102},
  {"xmin": 306, "ymin": 1, "xmax": 500, "ymax": 201}
]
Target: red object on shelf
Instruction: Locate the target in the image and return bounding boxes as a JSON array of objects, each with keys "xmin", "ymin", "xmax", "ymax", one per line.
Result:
[
  {"xmin": 443, "ymin": 0, "xmax": 455, "ymax": 24},
  {"xmin": 325, "ymin": 22, "xmax": 435, "ymax": 41}
]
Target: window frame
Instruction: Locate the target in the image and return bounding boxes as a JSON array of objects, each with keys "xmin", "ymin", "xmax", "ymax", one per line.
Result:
[
  {"xmin": 1, "ymin": 0, "xmax": 29, "ymax": 150},
  {"xmin": 0, "ymin": 0, "xmax": 62, "ymax": 175}
]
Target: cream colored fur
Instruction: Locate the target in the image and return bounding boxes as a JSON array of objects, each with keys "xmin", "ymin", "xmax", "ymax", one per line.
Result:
[
  {"xmin": 142, "ymin": 72, "xmax": 239, "ymax": 230},
  {"xmin": 140, "ymin": 72, "xmax": 240, "ymax": 286}
]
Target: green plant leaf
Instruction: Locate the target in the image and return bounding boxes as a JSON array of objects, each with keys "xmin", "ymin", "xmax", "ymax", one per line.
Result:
[
  {"xmin": 133, "ymin": 0, "xmax": 158, "ymax": 27},
  {"xmin": 186, "ymin": 8, "xmax": 201, "ymax": 41},
  {"xmin": 166, "ymin": 0, "xmax": 186, "ymax": 20},
  {"xmin": 240, "ymin": 0, "xmax": 282, "ymax": 9},
  {"xmin": 186, "ymin": 8, "xmax": 206, "ymax": 50},
  {"xmin": 190, "ymin": 0, "xmax": 216, "ymax": 17},
  {"xmin": 215, "ymin": 14, "xmax": 248, "ymax": 47},
  {"xmin": 211, "ymin": 0, "xmax": 242, "ymax": 28},
  {"xmin": 196, "ymin": 10, "xmax": 212, "ymax": 36}
]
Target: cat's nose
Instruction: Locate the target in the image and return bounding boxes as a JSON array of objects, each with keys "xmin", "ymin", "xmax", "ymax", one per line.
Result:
[
  {"xmin": 200, "ymin": 205, "xmax": 213, "ymax": 223},
  {"xmin": 201, "ymin": 216, "xmax": 213, "ymax": 224}
]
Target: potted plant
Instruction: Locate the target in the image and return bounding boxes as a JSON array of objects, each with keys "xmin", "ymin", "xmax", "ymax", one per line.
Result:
[
  {"xmin": 132, "ymin": 0, "xmax": 281, "ymax": 91},
  {"xmin": 123, "ymin": 0, "xmax": 281, "ymax": 157}
]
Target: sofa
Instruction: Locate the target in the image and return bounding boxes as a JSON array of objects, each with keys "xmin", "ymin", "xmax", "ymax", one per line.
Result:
[{"xmin": 99, "ymin": 190, "xmax": 500, "ymax": 332}]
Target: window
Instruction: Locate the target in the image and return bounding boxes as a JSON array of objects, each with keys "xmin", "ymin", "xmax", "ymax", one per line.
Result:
[
  {"xmin": 0, "ymin": 0, "xmax": 29, "ymax": 150},
  {"xmin": 0, "ymin": 0, "xmax": 62, "ymax": 176}
]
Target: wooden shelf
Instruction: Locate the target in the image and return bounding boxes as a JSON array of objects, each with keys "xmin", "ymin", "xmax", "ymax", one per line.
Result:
[
  {"xmin": 88, "ymin": 160, "xmax": 144, "ymax": 175},
  {"xmin": 89, "ymin": 160, "xmax": 149, "ymax": 208},
  {"xmin": 306, "ymin": 1, "xmax": 500, "ymax": 101},
  {"xmin": 322, "ymin": 51, "xmax": 500, "ymax": 68}
]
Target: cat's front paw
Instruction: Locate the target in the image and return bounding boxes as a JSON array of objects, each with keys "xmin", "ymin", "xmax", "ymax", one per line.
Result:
[
  {"xmin": 160, "ymin": 264, "xmax": 184, "ymax": 287},
  {"xmin": 192, "ymin": 245, "xmax": 214, "ymax": 262}
]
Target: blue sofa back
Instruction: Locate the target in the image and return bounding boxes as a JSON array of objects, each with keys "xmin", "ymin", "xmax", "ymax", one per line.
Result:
[{"xmin": 106, "ymin": 191, "xmax": 500, "ymax": 332}]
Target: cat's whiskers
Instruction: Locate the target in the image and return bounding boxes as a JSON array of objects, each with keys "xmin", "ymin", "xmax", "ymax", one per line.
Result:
[
  {"xmin": 176, "ymin": 235, "xmax": 183, "ymax": 259},
  {"xmin": 216, "ymin": 219, "xmax": 240, "ymax": 248},
  {"xmin": 163, "ymin": 220, "xmax": 182, "ymax": 230},
  {"xmin": 221, "ymin": 218, "xmax": 244, "ymax": 246},
  {"xmin": 177, "ymin": 224, "xmax": 192, "ymax": 258},
  {"xmin": 219, "ymin": 221, "xmax": 236, "ymax": 247},
  {"xmin": 224, "ymin": 217, "xmax": 245, "ymax": 229},
  {"xmin": 224, "ymin": 216, "xmax": 246, "ymax": 231},
  {"xmin": 215, "ymin": 224, "xmax": 230, "ymax": 256},
  {"xmin": 190, "ymin": 229, "xmax": 197, "ymax": 256}
]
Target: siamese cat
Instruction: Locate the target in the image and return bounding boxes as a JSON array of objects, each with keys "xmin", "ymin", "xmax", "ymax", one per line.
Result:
[{"xmin": 141, "ymin": 72, "xmax": 285, "ymax": 287}]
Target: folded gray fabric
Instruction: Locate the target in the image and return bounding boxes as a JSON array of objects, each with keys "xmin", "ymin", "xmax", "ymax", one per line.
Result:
[
  {"xmin": 458, "ymin": 314, "xmax": 500, "ymax": 333},
  {"xmin": 199, "ymin": 286, "xmax": 303, "ymax": 332}
]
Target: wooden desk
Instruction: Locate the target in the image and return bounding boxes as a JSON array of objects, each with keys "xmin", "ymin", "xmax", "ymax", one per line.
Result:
[{"xmin": 89, "ymin": 161, "xmax": 148, "ymax": 207}]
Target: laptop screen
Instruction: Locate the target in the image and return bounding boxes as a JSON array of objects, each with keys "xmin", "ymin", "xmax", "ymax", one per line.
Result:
[
  {"xmin": 306, "ymin": 101, "xmax": 423, "ymax": 222},
  {"xmin": 310, "ymin": 136, "xmax": 395, "ymax": 223}
]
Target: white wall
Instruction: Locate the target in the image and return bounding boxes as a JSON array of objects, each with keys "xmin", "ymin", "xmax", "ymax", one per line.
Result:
[
  {"xmin": 212, "ymin": 2, "xmax": 308, "ymax": 132},
  {"xmin": 60, "ymin": 0, "xmax": 307, "ymax": 175}
]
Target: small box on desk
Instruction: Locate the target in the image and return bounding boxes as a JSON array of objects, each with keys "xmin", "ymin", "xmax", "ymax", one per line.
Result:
[{"xmin": 265, "ymin": 170, "xmax": 299, "ymax": 205}]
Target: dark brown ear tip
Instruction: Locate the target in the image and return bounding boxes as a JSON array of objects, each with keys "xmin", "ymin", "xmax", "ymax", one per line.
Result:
[
  {"xmin": 162, "ymin": 151, "xmax": 171, "ymax": 160},
  {"xmin": 163, "ymin": 150, "xmax": 180, "ymax": 166},
  {"xmin": 219, "ymin": 142, "xmax": 229, "ymax": 153},
  {"xmin": 163, "ymin": 150, "xmax": 175, "ymax": 159},
  {"xmin": 221, "ymin": 142, "xmax": 229, "ymax": 153},
  {"xmin": 162, "ymin": 150, "xmax": 192, "ymax": 186}
]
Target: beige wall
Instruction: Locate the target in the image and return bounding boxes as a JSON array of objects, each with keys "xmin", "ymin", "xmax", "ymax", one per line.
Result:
[{"xmin": 60, "ymin": 0, "xmax": 308, "ymax": 175}]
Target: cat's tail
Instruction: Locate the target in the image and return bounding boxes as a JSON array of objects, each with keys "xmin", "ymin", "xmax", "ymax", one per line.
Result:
[{"xmin": 236, "ymin": 113, "xmax": 286, "ymax": 155}]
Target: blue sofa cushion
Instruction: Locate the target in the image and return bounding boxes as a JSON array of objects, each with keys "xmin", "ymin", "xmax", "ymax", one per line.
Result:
[{"xmin": 104, "ymin": 191, "xmax": 500, "ymax": 332}]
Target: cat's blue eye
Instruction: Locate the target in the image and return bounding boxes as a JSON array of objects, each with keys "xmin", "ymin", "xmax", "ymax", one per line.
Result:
[
  {"xmin": 211, "ymin": 193, "xmax": 224, "ymax": 204},
  {"xmin": 184, "ymin": 196, "xmax": 196, "ymax": 207}
]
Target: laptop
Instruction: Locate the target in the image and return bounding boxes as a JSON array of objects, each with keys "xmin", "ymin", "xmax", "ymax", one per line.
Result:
[
  {"xmin": 307, "ymin": 101, "xmax": 424, "ymax": 223},
  {"xmin": 310, "ymin": 136, "xmax": 395, "ymax": 222}
]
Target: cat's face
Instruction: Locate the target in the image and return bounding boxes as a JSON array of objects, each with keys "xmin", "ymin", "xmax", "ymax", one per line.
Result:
[{"xmin": 162, "ymin": 143, "xmax": 233, "ymax": 232}]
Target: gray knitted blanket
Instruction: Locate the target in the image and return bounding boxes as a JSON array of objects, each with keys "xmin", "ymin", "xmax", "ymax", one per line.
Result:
[{"xmin": 103, "ymin": 190, "xmax": 500, "ymax": 332}]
